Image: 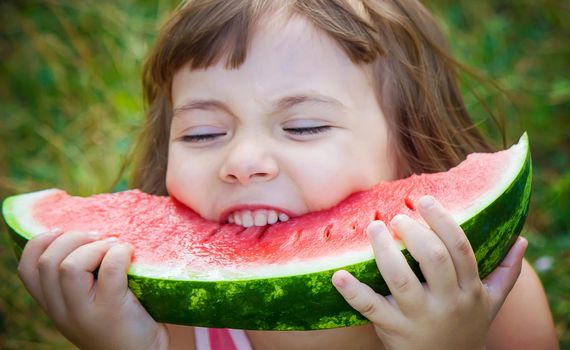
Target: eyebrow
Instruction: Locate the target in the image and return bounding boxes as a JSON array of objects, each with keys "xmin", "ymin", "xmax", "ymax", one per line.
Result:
[
  {"xmin": 274, "ymin": 94, "xmax": 345, "ymax": 113},
  {"xmin": 172, "ymin": 93, "xmax": 346, "ymax": 117}
]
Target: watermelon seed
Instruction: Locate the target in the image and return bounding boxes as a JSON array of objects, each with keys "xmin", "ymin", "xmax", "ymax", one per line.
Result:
[
  {"xmin": 351, "ymin": 222, "xmax": 362, "ymax": 235},
  {"xmin": 404, "ymin": 196, "xmax": 415, "ymax": 210},
  {"xmin": 374, "ymin": 210, "xmax": 382, "ymax": 221},
  {"xmin": 323, "ymin": 224, "xmax": 333, "ymax": 240},
  {"xmin": 351, "ymin": 221, "xmax": 358, "ymax": 231}
]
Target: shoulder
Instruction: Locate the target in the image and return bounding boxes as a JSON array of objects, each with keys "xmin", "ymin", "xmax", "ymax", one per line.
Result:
[{"xmin": 486, "ymin": 258, "xmax": 559, "ymax": 349}]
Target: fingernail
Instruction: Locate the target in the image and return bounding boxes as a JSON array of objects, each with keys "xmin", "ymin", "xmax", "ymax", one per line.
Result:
[
  {"xmin": 333, "ymin": 277, "xmax": 345, "ymax": 288},
  {"xmin": 39, "ymin": 228, "xmax": 63, "ymax": 238},
  {"xmin": 105, "ymin": 237, "xmax": 118, "ymax": 244},
  {"xmin": 88, "ymin": 230, "xmax": 100, "ymax": 239},
  {"xmin": 518, "ymin": 236, "xmax": 528, "ymax": 252},
  {"xmin": 369, "ymin": 220, "xmax": 386, "ymax": 236},
  {"xmin": 332, "ymin": 271, "xmax": 348, "ymax": 288},
  {"xmin": 419, "ymin": 196, "xmax": 434, "ymax": 209},
  {"xmin": 391, "ymin": 214, "xmax": 405, "ymax": 226},
  {"xmin": 367, "ymin": 222, "xmax": 383, "ymax": 244},
  {"xmin": 377, "ymin": 221, "xmax": 387, "ymax": 233}
]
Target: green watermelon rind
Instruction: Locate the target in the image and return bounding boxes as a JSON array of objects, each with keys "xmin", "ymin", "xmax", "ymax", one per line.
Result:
[{"xmin": 2, "ymin": 134, "xmax": 532, "ymax": 330}]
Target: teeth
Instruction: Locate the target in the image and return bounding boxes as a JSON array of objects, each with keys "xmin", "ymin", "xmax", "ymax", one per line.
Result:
[
  {"xmin": 267, "ymin": 210, "xmax": 278, "ymax": 224},
  {"xmin": 254, "ymin": 210, "xmax": 267, "ymax": 226},
  {"xmin": 228, "ymin": 209, "xmax": 289, "ymax": 227},
  {"xmin": 242, "ymin": 211, "xmax": 254, "ymax": 228}
]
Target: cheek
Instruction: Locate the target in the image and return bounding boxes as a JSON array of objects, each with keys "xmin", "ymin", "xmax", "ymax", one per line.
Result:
[
  {"xmin": 166, "ymin": 163, "xmax": 220, "ymax": 222},
  {"xmin": 165, "ymin": 160, "xmax": 188, "ymax": 201},
  {"xmin": 288, "ymin": 144, "xmax": 379, "ymax": 212},
  {"xmin": 165, "ymin": 152, "xmax": 210, "ymax": 209}
]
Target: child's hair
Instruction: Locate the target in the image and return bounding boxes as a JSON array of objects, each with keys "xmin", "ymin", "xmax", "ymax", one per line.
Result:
[{"xmin": 130, "ymin": 0, "xmax": 496, "ymax": 195}]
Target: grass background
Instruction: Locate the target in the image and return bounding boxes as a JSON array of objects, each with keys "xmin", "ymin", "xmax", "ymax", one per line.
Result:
[{"xmin": 0, "ymin": 0, "xmax": 568, "ymax": 348}]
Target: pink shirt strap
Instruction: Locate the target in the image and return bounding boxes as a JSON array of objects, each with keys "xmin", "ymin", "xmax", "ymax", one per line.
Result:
[{"xmin": 195, "ymin": 327, "xmax": 253, "ymax": 350}]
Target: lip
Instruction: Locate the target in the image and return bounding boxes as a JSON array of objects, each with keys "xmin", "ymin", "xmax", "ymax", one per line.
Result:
[{"xmin": 219, "ymin": 205, "xmax": 297, "ymax": 224}]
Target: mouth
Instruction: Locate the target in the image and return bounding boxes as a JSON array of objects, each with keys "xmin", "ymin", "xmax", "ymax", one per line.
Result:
[{"xmin": 220, "ymin": 206, "xmax": 293, "ymax": 228}]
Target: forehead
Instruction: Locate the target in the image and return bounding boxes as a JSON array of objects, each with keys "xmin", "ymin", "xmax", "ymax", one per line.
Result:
[
  {"xmin": 248, "ymin": 13, "xmax": 349, "ymax": 73},
  {"xmin": 171, "ymin": 13, "xmax": 375, "ymax": 108}
]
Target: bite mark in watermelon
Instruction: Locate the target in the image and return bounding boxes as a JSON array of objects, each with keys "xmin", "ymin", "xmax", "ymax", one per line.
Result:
[{"xmin": 2, "ymin": 133, "xmax": 532, "ymax": 330}]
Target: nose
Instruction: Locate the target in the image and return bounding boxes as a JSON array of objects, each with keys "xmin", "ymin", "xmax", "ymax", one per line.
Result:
[{"xmin": 219, "ymin": 137, "xmax": 279, "ymax": 185}]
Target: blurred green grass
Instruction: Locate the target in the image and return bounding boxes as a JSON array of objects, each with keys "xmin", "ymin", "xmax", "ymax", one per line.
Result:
[{"xmin": 0, "ymin": 1, "xmax": 568, "ymax": 349}]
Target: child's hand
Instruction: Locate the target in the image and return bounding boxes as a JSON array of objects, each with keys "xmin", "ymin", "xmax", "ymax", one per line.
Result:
[
  {"xmin": 332, "ymin": 196, "xmax": 528, "ymax": 350},
  {"xmin": 17, "ymin": 229, "xmax": 169, "ymax": 350}
]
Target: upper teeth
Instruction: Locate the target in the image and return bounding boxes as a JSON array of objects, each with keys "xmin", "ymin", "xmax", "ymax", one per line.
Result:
[{"xmin": 228, "ymin": 209, "xmax": 289, "ymax": 227}]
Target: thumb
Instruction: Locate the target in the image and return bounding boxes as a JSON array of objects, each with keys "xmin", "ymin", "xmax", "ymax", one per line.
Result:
[{"xmin": 483, "ymin": 236, "xmax": 528, "ymax": 317}]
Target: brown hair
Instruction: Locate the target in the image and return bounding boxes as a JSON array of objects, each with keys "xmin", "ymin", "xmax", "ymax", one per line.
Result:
[{"xmin": 131, "ymin": 0, "xmax": 498, "ymax": 195}]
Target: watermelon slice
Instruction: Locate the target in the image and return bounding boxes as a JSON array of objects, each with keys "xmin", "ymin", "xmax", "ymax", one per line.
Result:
[{"xmin": 2, "ymin": 133, "xmax": 532, "ymax": 330}]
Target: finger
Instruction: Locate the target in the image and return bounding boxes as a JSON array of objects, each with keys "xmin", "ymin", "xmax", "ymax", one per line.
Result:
[
  {"xmin": 18, "ymin": 228, "xmax": 64, "ymax": 310},
  {"xmin": 483, "ymin": 236, "xmax": 527, "ymax": 317},
  {"xmin": 417, "ymin": 196, "xmax": 479, "ymax": 290},
  {"xmin": 59, "ymin": 239, "xmax": 116, "ymax": 312},
  {"xmin": 96, "ymin": 243, "xmax": 134, "ymax": 304},
  {"xmin": 390, "ymin": 214, "xmax": 459, "ymax": 296},
  {"xmin": 37, "ymin": 231, "xmax": 100, "ymax": 320},
  {"xmin": 368, "ymin": 221, "xmax": 425, "ymax": 311},
  {"xmin": 332, "ymin": 269, "xmax": 399, "ymax": 326}
]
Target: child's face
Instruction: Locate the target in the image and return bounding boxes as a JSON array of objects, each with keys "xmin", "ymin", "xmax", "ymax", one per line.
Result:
[{"xmin": 166, "ymin": 14, "xmax": 396, "ymax": 226}]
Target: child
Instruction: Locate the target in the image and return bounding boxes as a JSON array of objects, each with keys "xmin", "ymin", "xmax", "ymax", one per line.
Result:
[{"xmin": 18, "ymin": 0, "xmax": 558, "ymax": 349}]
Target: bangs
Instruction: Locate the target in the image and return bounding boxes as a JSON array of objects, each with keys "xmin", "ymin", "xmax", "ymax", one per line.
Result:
[{"xmin": 146, "ymin": 0, "xmax": 384, "ymax": 89}]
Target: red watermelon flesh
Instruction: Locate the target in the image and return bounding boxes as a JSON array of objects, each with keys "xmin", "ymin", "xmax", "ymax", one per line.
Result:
[{"xmin": 16, "ymin": 135, "xmax": 523, "ymax": 280}]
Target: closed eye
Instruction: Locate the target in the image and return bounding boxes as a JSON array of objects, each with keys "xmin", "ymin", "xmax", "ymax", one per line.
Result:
[
  {"xmin": 283, "ymin": 126, "xmax": 331, "ymax": 135},
  {"xmin": 181, "ymin": 133, "xmax": 227, "ymax": 143}
]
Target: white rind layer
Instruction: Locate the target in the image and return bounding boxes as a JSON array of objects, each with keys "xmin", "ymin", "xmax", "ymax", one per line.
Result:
[
  {"xmin": 129, "ymin": 249, "xmax": 376, "ymax": 281},
  {"xmin": 7, "ymin": 189, "xmax": 57, "ymax": 238}
]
